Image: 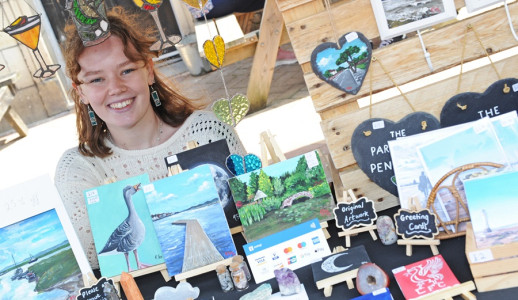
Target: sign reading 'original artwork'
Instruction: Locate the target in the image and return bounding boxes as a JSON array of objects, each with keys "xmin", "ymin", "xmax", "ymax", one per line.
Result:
[{"xmin": 333, "ymin": 197, "xmax": 377, "ymax": 230}]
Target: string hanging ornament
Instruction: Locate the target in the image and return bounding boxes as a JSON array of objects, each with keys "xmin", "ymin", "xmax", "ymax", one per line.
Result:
[
  {"xmin": 181, "ymin": 0, "xmax": 249, "ymax": 127},
  {"xmin": 2, "ymin": 0, "xmax": 61, "ymax": 78}
]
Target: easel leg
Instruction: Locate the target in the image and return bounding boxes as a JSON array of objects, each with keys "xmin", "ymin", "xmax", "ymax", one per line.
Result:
[
  {"xmin": 368, "ymin": 229, "xmax": 378, "ymax": 241},
  {"xmin": 430, "ymin": 244, "xmax": 439, "ymax": 255},
  {"xmin": 460, "ymin": 291, "xmax": 476, "ymax": 300},
  {"xmin": 346, "ymin": 278, "xmax": 355, "ymax": 289},
  {"xmin": 406, "ymin": 244, "xmax": 413, "ymax": 256},
  {"xmin": 160, "ymin": 269, "xmax": 171, "ymax": 282},
  {"xmin": 323, "ymin": 285, "xmax": 333, "ymax": 297},
  {"xmin": 345, "ymin": 235, "xmax": 351, "ymax": 248},
  {"xmin": 322, "ymin": 228, "xmax": 331, "ymax": 239}
]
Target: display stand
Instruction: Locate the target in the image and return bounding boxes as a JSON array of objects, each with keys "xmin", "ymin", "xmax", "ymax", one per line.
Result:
[
  {"xmin": 465, "ymin": 222, "xmax": 518, "ymax": 292},
  {"xmin": 315, "ymin": 247, "xmax": 359, "ymax": 297},
  {"xmin": 259, "ymin": 130, "xmax": 331, "ymax": 239},
  {"xmin": 396, "ymin": 198, "xmax": 440, "ymax": 257},
  {"xmin": 336, "ymin": 189, "xmax": 378, "ymax": 248},
  {"xmin": 416, "ymin": 281, "xmax": 476, "ymax": 300},
  {"xmin": 120, "ymin": 272, "xmax": 144, "ymax": 300}
]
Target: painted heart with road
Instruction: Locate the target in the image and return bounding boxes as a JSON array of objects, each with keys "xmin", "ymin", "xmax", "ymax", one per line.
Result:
[
  {"xmin": 351, "ymin": 112, "xmax": 441, "ymax": 196},
  {"xmin": 311, "ymin": 31, "xmax": 372, "ymax": 95}
]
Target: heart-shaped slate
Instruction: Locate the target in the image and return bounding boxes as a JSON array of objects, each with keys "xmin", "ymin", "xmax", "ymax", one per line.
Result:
[
  {"xmin": 440, "ymin": 78, "xmax": 518, "ymax": 127},
  {"xmin": 311, "ymin": 31, "xmax": 372, "ymax": 95},
  {"xmin": 203, "ymin": 35, "xmax": 225, "ymax": 68},
  {"xmin": 351, "ymin": 112, "xmax": 441, "ymax": 196},
  {"xmin": 181, "ymin": 0, "xmax": 207, "ymax": 9},
  {"xmin": 226, "ymin": 153, "xmax": 262, "ymax": 176},
  {"xmin": 212, "ymin": 94, "xmax": 249, "ymax": 127}
]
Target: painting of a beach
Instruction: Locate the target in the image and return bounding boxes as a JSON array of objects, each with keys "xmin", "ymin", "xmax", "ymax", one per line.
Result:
[
  {"xmin": 0, "ymin": 209, "xmax": 83, "ymax": 300},
  {"xmin": 143, "ymin": 165, "xmax": 237, "ymax": 277}
]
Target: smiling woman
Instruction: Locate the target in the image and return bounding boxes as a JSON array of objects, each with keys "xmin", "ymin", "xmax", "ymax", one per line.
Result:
[{"xmin": 54, "ymin": 6, "xmax": 246, "ymax": 269}]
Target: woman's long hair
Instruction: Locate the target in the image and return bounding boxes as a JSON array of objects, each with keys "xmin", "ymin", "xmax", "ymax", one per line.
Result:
[{"xmin": 64, "ymin": 6, "xmax": 201, "ymax": 158}]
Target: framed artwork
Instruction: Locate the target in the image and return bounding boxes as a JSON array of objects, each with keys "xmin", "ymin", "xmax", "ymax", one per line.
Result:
[
  {"xmin": 143, "ymin": 165, "xmax": 237, "ymax": 277},
  {"xmin": 465, "ymin": 0, "xmax": 502, "ymax": 13},
  {"xmin": 370, "ymin": 0, "xmax": 457, "ymax": 40},
  {"xmin": 228, "ymin": 150, "xmax": 336, "ymax": 242},
  {"xmin": 464, "ymin": 170, "xmax": 518, "ymax": 249},
  {"xmin": 164, "ymin": 139, "xmax": 241, "ymax": 229},
  {"xmin": 0, "ymin": 175, "xmax": 91, "ymax": 299},
  {"xmin": 84, "ymin": 174, "xmax": 164, "ymax": 278}
]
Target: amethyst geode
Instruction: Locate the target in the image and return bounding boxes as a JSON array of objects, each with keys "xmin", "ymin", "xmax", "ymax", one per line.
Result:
[{"xmin": 274, "ymin": 268, "xmax": 301, "ymax": 296}]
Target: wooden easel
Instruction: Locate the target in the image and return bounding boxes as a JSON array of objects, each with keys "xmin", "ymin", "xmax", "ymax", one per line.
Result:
[
  {"xmin": 259, "ymin": 130, "xmax": 331, "ymax": 239},
  {"xmin": 416, "ymin": 281, "xmax": 476, "ymax": 300},
  {"xmin": 337, "ymin": 189, "xmax": 377, "ymax": 248},
  {"xmin": 396, "ymin": 197, "xmax": 440, "ymax": 257},
  {"xmin": 315, "ymin": 247, "xmax": 359, "ymax": 297}
]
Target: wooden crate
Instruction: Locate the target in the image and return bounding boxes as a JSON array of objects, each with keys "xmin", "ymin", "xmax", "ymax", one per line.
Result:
[
  {"xmin": 465, "ymin": 223, "xmax": 518, "ymax": 292},
  {"xmin": 275, "ymin": 0, "xmax": 518, "ymax": 210}
]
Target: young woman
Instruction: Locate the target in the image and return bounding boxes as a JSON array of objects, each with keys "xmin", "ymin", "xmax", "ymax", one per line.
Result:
[{"xmin": 54, "ymin": 7, "xmax": 245, "ymax": 269}]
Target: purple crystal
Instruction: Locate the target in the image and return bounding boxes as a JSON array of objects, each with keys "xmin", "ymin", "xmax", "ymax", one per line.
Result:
[{"xmin": 274, "ymin": 268, "xmax": 301, "ymax": 296}]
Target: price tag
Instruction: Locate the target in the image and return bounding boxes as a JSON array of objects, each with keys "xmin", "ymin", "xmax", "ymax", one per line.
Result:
[
  {"xmin": 372, "ymin": 120, "xmax": 385, "ymax": 130},
  {"xmin": 86, "ymin": 189, "xmax": 99, "ymax": 205},
  {"xmin": 468, "ymin": 249, "xmax": 494, "ymax": 263},
  {"xmin": 305, "ymin": 151, "xmax": 319, "ymax": 169}
]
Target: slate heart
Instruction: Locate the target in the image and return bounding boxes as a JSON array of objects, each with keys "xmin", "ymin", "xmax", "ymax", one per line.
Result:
[
  {"xmin": 351, "ymin": 112, "xmax": 441, "ymax": 196},
  {"xmin": 226, "ymin": 153, "xmax": 262, "ymax": 176},
  {"xmin": 440, "ymin": 78, "xmax": 518, "ymax": 127},
  {"xmin": 311, "ymin": 31, "xmax": 372, "ymax": 95},
  {"xmin": 181, "ymin": 0, "xmax": 208, "ymax": 9},
  {"xmin": 203, "ymin": 35, "xmax": 225, "ymax": 68},
  {"xmin": 212, "ymin": 94, "xmax": 249, "ymax": 127}
]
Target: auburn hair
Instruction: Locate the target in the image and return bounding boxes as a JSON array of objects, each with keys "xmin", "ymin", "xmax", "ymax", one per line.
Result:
[{"xmin": 64, "ymin": 6, "xmax": 200, "ymax": 158}]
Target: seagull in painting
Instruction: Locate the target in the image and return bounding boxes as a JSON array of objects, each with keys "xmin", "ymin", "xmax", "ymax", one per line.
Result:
[{"xmin": 98, "ymin": 183, "xmax": 150, "ymax": 272}]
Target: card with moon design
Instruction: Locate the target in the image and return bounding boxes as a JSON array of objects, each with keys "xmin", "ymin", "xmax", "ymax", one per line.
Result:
[
  {"xmin": 84, "ymin": 173, "xmax": 164, "ymax": 278},
  {"xmin": 311, "ymin": 245, "xmax": 371, "ymax": 283},
  {"xmin": 164, "ymin": 139, "xmax": 241, "ymax": 229}
]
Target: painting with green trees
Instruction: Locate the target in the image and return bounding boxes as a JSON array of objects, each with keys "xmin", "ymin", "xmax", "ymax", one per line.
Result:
[{"xmin": 228, "ymin": 150, "xmax": 335, "ymax": 242}]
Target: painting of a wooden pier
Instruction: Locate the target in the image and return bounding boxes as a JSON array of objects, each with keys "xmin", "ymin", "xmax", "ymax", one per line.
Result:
[{"xmin": 143, "ymin": 165, "xmax": 237, "ymax": 276}]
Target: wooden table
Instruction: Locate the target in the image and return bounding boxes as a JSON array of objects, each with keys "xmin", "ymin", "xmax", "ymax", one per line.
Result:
[{"xmin": 0, "ymin": 73, "xmax": 29, "ymax": 138}]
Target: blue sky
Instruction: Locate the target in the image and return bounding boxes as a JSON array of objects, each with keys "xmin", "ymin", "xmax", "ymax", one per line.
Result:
[
  {"xmin": 315, "ymin": 39, "xmax": 368, "ymax": 72},
  {"xmin": 464, "ymin": 171, "xmax": 518, "ymax": 231},
  {"xmin": 144, "ymin": 165, "xmax": 219, "ymax": 214},
  {"xmin": 0, "ymin": 209, "xmax": 67, "ymax": 271}
]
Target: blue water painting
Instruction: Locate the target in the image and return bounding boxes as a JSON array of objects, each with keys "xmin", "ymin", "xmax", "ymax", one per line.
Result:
[{"xmin": 144, "ymin": 165, "xmax": 237, "ymax": 277}]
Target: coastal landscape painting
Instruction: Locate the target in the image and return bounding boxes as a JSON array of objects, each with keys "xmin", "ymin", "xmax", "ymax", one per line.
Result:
[
  {"xmin": 143, "ymin": 165, "xmax": 237, "ymax": 277},
  {"xmin": 228, "ymin": 151, "xmax": 335, "ymax": 242},
  {"xmin": 370, "ymin": 0, "xmax": 457, "ymax": 40},
  {"xmin": 0, "ymin": 175, "xmax": 91, "ymax": 300}
]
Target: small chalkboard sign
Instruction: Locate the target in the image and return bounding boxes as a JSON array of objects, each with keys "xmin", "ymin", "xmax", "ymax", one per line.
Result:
[
  {"xmin": 334, "ymin": 197, "xmax": 377, "ymax": 230},
  {"xmin": 394, "ymin": 209, "xmax": 439, "ymax": 239},
  {"xmin": 440, "ymin": 78, "xmax": 518, "ymax": 127},
  {"xmin": 77, "ymin": 277, "xmax": 119, "ymax": 300}
]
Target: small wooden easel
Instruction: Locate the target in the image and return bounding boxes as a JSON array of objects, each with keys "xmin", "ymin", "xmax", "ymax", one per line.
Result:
[
  {"xmin": 259, "ymin": 130, "xmax": 331, "ymax": 239},
  {"xmin": 416, "ymin": 281, "xmax": 476, "ymax": 300},
  {"xmin": 336, "ymin": 189, "xmax": 378, "ymax": 248},
  {"xmin": 396, "ymin": 197, "xmax": 440, "ymax": 257},
  {"xmin": 315, "ymin": 246, "xmax": 359, "ymax": 297}
]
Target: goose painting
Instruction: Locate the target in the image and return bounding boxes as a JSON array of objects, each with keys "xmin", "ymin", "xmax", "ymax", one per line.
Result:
[{"xmin": 85, "ymin": 174, "xmax": 164, "ymax": 277}]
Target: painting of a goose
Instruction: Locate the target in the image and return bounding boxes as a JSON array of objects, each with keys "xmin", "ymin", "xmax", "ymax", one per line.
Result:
[{"xmin": 98, "ymin": 183, "xmax": 150, "ymax": 272}]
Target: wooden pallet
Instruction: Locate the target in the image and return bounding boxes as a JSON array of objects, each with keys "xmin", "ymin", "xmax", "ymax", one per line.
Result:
[{"xmin": 276, "ymin": 0, "xmax": 518, "ymax": 211}]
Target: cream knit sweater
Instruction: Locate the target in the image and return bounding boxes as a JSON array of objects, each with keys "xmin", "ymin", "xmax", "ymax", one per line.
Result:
[{"xmin": 54, "ymin": 110, "xmax": 246, "ymax": 269}]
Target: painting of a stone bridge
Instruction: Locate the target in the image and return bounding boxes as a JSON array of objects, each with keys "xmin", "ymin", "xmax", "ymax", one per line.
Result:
[{"xmin": 228, "ymin": 151, "xmax": 336, "ymax": 242}]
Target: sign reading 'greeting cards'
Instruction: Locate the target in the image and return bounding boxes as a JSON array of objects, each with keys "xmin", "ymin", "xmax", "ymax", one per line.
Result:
[
  {"xmin": 394, "ymin": 209, "xmax": 438, "ymax": 239},
  {"xmin": 333, "ymin": 197, "xmax": 377, "ymax": 230}
]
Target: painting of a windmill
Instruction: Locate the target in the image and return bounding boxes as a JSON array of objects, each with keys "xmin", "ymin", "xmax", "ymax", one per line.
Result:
[
  {"xmin": 84, "ymin": 173, "xmax": 164, "ymax": 278},
  {"xmin": 143, "ymin": 165, "xmax": 237, "ymax": 277}
]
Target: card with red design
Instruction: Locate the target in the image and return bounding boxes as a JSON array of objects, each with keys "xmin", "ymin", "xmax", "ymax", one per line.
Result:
[{"xmin": 392, "ymin": 254, "xmax": 459, "ymax": 299}]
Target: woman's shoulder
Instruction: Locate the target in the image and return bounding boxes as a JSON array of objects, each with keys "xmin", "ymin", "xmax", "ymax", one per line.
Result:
[{"xmin": 54, "ymin": 147, "xmax": 98, "ymax": 183}]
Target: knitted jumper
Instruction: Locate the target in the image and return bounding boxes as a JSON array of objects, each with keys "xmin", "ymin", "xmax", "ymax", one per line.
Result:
[{"xmin": 54, "ymin": 110, "xmax": 246, "ymax": 269}]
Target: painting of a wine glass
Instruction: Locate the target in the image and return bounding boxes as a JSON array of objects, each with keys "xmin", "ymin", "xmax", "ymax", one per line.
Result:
[
  {"xmin": 132, "ymin": 0, "xmax": 181, "ymax": 51},
  {"xmin": 0, "ymin": 209, "xmax": 84, "ymax": 299},
  {"xmin": 3, "ymin": 15, "xmax": 61, "ymax": 78}
]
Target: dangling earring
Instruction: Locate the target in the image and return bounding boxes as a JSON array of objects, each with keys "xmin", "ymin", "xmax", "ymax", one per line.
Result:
[
  {"xmin": 150, "ymin": 84, "xmax": 161, "ymax": 107},
  {"xmin": 87, "ymin": 104, "xmax": 97, "ymax": 126}
]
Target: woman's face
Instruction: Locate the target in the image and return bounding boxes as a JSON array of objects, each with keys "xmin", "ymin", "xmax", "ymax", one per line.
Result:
[{"xmin": 75, "ymin": 35, "xmax": 155, "ymax": 132}]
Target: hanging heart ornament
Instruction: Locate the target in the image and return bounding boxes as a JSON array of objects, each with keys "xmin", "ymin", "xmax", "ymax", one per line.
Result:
[
  {"xmin": 204, "ymin": 35, "xmax": 225, "ymax": 68},
  {"xmin": 181, "ymin": 0, "xmax": 208, "ymax": 8},
  {"xmin": 226, "ymin": 154, "xmax": 262, "ymax": 176},
  {"xmin": 212, "ymin": 94, "xmax": 249, "ymax": 127},
  {"xmin": 310, "ymin": 31, "xmax": 372, "ymax": 95}
]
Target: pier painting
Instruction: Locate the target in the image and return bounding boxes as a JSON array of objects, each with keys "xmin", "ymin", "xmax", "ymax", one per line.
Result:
[{"xmin": 143, "ymin": 165, "xmax": 237, "ymax": 277}]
